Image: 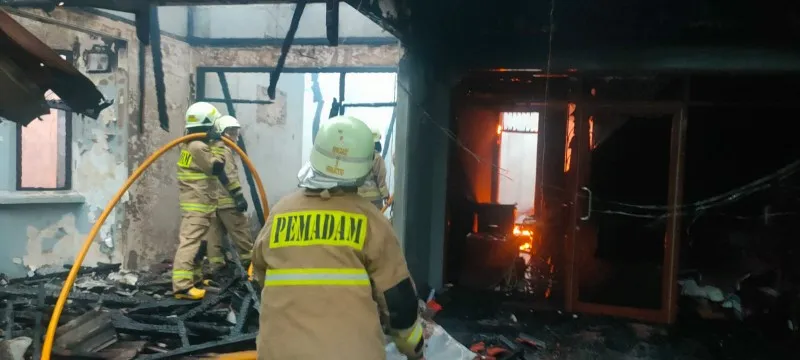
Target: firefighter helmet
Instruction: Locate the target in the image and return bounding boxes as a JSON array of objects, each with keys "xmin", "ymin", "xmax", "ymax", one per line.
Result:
[
  {"xmin": 310, "ymin": 115, "xmax": 374, "ymax": 181},
  {"xmin": 185, "ymin": 102, "xmax": 220, "ymax": 129}
]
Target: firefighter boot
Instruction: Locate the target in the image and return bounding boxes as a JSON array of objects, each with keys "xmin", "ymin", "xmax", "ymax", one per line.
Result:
[{"xmin": 175, "ymin": 287, "xmax": 206, "ymax": 300}]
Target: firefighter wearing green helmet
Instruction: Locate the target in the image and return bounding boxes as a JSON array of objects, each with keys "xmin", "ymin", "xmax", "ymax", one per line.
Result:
[{"xmin": 251, "ymin": 115, "xmax": 425, "ymax": 360}]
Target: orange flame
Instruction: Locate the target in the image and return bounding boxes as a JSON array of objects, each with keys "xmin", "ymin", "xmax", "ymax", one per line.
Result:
[
  {"xmin": 514, "ymin": 225, "xmax": 534, "ymax": 251},
  {"xmin": 497, "ymin": 124, "xmax": 503, "ymax": 135}
]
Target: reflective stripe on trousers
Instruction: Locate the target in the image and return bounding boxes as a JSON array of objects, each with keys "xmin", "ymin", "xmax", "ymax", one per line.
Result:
[
  {"xmin": 172, "ymin": 269, "xmax": 194, "ymax": 280},
  {"xmin": 264, "ymin": 268, "xmax": 370, "ymax": 286},
  {"xmin": 180, "ymin": 203, "xmax": 217, "ymax": 213}
]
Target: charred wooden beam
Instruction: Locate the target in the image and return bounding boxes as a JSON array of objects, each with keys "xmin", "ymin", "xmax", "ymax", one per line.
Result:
[
  {"xmin": 325, "ymin": 0, "xmax": 339, "ymax": 46},
  {"xmin": 0, "ymin": 287, "xmax": 148, "ymax": 307},
  {"xmin": 267, "ymin": 0, "xmax": 307, "ymax": 100},
  {"xmin": 136, "ymin": 332, "xmax": 257, "ymax": 360}
]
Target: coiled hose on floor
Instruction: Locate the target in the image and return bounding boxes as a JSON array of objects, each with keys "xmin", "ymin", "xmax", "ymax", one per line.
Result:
[{"xmin": 41, "ymin": 133, "xmax": 270, "ymax": 360}]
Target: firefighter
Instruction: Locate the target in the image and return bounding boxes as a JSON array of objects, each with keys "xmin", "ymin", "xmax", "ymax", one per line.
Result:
[
  {"xmin": 173, "ymin": 102, "xmax": 230, "ymax": 300},
  {"xmin": 357, "ymin": 127, "xmax": 390, "ymax": 209},
  {"xmin": 251, "ymin": 115, "xmax": 425, "ymax": 360},
  {"xmin": 205, "ymin": 115, "xmax": 253, "ymax": 273}
]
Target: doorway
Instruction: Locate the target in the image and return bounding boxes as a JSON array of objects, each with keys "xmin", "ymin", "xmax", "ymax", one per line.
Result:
[{"xmin": 564, "ymin": 104, "xmax": 685, "ymax": 324}]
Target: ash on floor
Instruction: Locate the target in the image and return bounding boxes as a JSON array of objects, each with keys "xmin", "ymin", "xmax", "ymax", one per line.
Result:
[{"xmin": 432, "ymin": 288, "xmax": 797, "ymax": 360}]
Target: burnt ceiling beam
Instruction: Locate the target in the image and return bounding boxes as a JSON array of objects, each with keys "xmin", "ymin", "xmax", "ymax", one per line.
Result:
[
  {"xmin": 325, "ymin": 0, "xmax": 338, "ymax": 46},
  {"xmin": 148, "ymin": 5, "xmax": 169, "ymax": 131},
  {"xmin": 266, "ymin": 0, "xmax": 306, "ymax": 100}
]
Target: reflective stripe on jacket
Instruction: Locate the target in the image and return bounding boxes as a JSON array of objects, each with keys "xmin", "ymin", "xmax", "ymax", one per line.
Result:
[
  {"xmin": 210, "ymin": 140, "xmax": 242, "ymax": 210},
  {"xmin": 177, "ymin": 140, "xmax": 223, "ymax": 215},
  {"xmin": 251, "ymin": 189, "xmax": 413, "ymax": 360}
]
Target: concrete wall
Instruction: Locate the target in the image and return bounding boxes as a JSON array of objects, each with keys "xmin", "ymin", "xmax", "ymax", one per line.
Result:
[
  {"xmin": 93, "ymin": 7, "xmax": 189, "ymax": 38},
  {"xmin": 0, "ymin": 10, "xmax": 136, "ymax": 277},
  {"xmin": 394, "ymin": 53, "xmax": 453, "ymax": 290},
  {"xmin": 193, "ymin": 3, "xmax": 392, "ymax": 39},
  {"xmin": 0, "ymin": 8, "xmax": 193, "ymax": 276}
]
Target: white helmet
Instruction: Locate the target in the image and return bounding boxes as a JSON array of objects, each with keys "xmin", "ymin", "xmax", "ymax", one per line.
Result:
[
  {"xmin": 185, "ymin": 102, "xmax": 220, "ymax": 129},
  {"xmin": 310, "ymin": 115, "xmax": 374, "ymax": 181},
  {"xmin": 371, "ymin": 127, "xmax": 382, "ymax": 142},
  {"xmin": 214, "ymin": 115, "xmax": 240, "ymax": 134}
]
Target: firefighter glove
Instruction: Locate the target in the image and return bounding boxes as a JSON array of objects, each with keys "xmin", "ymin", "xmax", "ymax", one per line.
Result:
[{"xmin": 234, "ymin": 193, "xmax": 248, "ymax": 213}]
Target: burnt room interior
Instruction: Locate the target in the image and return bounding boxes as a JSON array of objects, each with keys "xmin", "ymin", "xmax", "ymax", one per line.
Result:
[{"xmin": 435, "ymin": 70, "xmax": 800, "ymax": 355}]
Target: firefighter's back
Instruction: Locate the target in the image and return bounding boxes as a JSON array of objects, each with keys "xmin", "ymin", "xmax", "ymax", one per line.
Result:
[{"xmin": 255, "ymin": 189, "xmax": 386, "ymax": 360}]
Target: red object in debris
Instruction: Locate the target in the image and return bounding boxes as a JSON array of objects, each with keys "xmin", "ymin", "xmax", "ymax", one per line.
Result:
[
  {"xmin": 426, "ymin": 299, "xmax": 443, "ymax": 313},
  {"xmin": 470, "ymin": 341, "xmax": 486, "ymax": 353}
]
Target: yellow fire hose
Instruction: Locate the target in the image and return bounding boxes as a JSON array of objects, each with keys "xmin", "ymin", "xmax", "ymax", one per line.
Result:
[{"xmin": 41, "ymin": 133, "xmax": 270, "ymax": 360}]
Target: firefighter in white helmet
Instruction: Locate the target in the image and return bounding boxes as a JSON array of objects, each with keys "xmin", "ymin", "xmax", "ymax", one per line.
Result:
[
  {"xmin": 251, "ymin": 115, "xmax": 425, "ymax": 360},
  {"xmin": 357, "ymin": 127, "xmax": 390, "ymax": 209},
  {"xmin": 205, "ymin": 115, "xmax": 254, "ymax": 273},
  {"xmin": 173, "ymin": 102, "xmax": 228, "ymax": 300}
]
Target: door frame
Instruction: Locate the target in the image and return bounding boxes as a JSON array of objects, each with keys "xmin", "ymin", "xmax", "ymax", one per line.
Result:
[{"xmin": 563, "ymin": 102, "xmax": 687, "ymax": 324}]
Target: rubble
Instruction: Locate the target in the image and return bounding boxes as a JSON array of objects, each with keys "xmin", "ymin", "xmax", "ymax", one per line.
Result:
[
  {"xmin": 0, "ymin": 260, "xmax": 261, "ymax": 360},
  {"xmin": 0, "ymin": 260, "xmax": 482, "ymax": 360}
]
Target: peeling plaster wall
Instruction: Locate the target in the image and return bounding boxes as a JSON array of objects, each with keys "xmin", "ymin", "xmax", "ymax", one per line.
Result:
[
  {"xmin": 0, "ymin": 12, "xmax": 132, "ymax": 276},
  {"xmin": 193, "ymin": 44, "xmax": 401, "ymax": 68},
  {"xmin": 0, "ymin": 8, "xmax": 192, "ymax": 275}
]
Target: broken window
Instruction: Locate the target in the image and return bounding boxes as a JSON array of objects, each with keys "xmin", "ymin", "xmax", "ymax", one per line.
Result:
[
  {"xmin": 497, "ymin": 112, "xmax": 539, "ymax": 215},
  {"xmin": 16, "ymin": 53, "xmax": 72, "ymax": 191}
]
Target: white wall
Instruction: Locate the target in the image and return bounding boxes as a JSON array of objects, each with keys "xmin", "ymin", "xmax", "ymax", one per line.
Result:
[
  {"xmin": 93, "ymin": 7, "xmax": 189, "ymax": 37},
  {"xmin": 204, "ymin": 70, "xmax": 398, "ymax": 218},
  {"xmin": 203, "ymin": 72, "xmax": 305, "ymax": 211},
  {"xmin": 193, "ymin": 3, "xmax": 393, "ymax": 39}
]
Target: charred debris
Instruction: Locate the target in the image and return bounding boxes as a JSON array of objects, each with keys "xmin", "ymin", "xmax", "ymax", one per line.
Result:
[{"xmin": 0, "ymin": 260, "xmax": 260, "ymax": 360}]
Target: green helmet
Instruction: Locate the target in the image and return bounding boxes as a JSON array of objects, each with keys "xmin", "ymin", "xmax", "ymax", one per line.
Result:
[
  {"xmin": 310, "ymin": 115, "xmax": 374, "ymax": 181},
  {"xmin": 185, "ymin": 102, "xmax": 220, "ymax": 129}
]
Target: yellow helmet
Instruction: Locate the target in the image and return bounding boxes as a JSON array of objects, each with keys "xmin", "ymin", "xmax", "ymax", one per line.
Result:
[
  {"xmin": 310, "ymin": 115, "xmax": 374, "ymax": 181},
  {"xmin": 185, "ymin": 102, "xmax": 220, "ymax": 129}
]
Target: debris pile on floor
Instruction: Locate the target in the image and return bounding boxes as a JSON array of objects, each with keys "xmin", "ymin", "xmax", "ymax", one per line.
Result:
[
  {"xmin": 0, "ymin": 262, "xmax": 261, "ymax": 360},
  {"xmin": 0, "ymin": 263, "xmax": 482, "ymax": 360}
]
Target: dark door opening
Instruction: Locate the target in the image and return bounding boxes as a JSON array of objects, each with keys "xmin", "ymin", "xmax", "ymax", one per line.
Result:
[{"xmin": 565, "ymin": 105, "xmax": 684, "ymax": 323}]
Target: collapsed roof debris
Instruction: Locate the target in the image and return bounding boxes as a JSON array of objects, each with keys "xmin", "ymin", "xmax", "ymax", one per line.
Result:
[
  {"xmin": 0, "ymin": 10, "xmax": 112, "ymax": 126},
  {"xmin": 0, "ymin": 261, "xmax": 482, "ymax": 360},
  {"xmin": 0, "ymin": 261, "xmax": 262, "ymax": 360}
]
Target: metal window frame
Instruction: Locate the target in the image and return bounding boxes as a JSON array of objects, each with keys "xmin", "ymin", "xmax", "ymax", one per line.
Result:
[{"xmin": 15, "ymin": 50, "xmax": 75, "ymax": 191}]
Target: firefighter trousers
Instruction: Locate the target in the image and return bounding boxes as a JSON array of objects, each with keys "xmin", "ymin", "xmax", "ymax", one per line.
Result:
[
  {"xmin": 206, "ymin": 208, "xmax": 254, "ymax": 272},
  {"xmin": 172, "ymin": 214, "xmax": 213, "ymax": 292}
]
